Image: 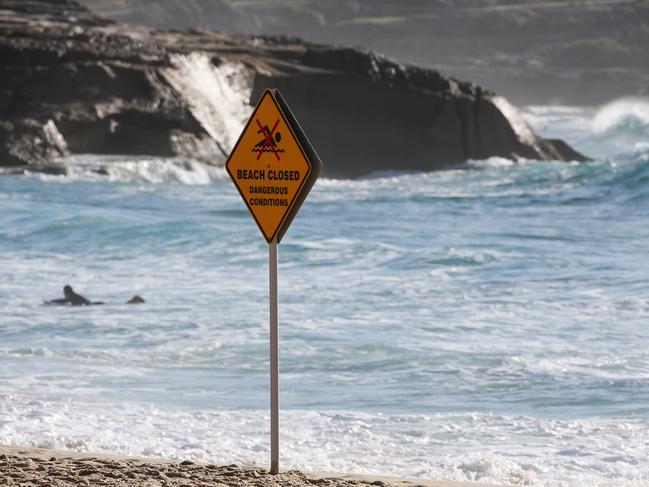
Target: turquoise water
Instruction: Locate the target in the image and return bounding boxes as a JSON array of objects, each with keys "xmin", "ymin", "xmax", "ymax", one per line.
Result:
[{"xmin": 1, "ymin": 99, "xmax": 649, "ymax": 486}]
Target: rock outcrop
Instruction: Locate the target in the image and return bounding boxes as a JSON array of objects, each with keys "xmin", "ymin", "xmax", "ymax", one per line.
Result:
[
  {"xmin": 80, "ymin": 0, "xmax": 649, "ymax": 106},
  {"xmin": 0, "ymin": 0, "xmax": 588, "ymax": 178}
]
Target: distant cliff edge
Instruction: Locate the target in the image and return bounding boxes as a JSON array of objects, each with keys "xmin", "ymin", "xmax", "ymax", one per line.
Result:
[{"xmin": 0, "ymin": 0, "xmax": 588, "ymax": 178}]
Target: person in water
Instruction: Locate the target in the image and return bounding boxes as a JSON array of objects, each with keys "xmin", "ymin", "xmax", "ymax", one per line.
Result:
[
  {"xmin": 45, "ymin": 285, "xmax": 102, "ymax": 305},
  {"xmin": 45, "ymin": 285, "xmax": 144, "ymax": 305},
  {"xmin": 126, "ymin": 295, "xmax": 145, "ymax": 304}
]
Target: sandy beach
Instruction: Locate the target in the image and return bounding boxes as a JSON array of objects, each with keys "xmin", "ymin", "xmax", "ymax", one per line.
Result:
[{"xmin": 0, "ymin": 445, "xmax": 506, "ymax": 487}]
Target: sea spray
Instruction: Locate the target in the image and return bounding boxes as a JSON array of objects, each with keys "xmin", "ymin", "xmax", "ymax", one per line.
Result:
[
  {"xmin": 162, "ymin": 53, "xmax": 254, "ymax": 157},
  {"xmin": 592, "ymin": 97, "xmax": 649, "ymax": 134},
  {"xmin": 523, "ymin": 99, "xmax": 649, "ymax": 160},
  {"xmin": 23, "ymin": 155, "xmax": 228, "ymax": 184}
]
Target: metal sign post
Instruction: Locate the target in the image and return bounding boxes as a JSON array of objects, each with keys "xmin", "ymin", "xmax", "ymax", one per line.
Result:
[
  {"xmin": 269, "ymin": 240, "xmax": 279, "ymax": 474},
  {"xmin": 226, "ymin": 89, "xmax": 322, "ymax": 474}
]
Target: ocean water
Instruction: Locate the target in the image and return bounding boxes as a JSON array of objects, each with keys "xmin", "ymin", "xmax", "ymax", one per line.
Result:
[{"xmin": 1, "ymin": 97, "xmax": 649, "ymax": 487}]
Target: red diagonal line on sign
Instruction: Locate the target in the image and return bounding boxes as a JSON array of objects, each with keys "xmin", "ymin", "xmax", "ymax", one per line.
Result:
[
  {"xmin": 256, "ymin": 118, "xmax": 281, "ymax": 161},
  {"xmin": 256, "ymin": 118, "xmax": 280, "ymax": 161}
]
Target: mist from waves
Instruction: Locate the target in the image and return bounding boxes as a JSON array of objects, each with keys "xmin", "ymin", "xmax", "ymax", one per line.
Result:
[
  {"xmin": 1, "ymin": 98, "xmax": 649, "ymax": 487},
  {"xmin": 162, "ymin": 53, "xmax": 254, "ymax": 159},
  {"xmin": 522, "ymin": 96, "xmax": 649, "ymax": 161}
]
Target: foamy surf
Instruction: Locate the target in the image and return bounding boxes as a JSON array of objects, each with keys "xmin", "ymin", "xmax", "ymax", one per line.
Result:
[
  {"xmin": 2, "ymin": 101, "xmax": 649, "ymax": 487},
  {"xmin": 522, "ymin": 98, "xmax": 649, "ymax": 160},
  {"xmin": 24, "ymin": 155, "xmax": 228, "ymax": 184},
  {"xmin": 592, "ymin": 97, "xmax": 649, "ymax": 134},
  {"xmin": 1, "ymin": 394, "xmax": 648, "ymax": 487}
]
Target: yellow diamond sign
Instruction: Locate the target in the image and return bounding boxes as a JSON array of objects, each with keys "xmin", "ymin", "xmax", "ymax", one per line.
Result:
[{"xmin": 226, "ymin": 89, "xmax": 322, "ymax": 243}]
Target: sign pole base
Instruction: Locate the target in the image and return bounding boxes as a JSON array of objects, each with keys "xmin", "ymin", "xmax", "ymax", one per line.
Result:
[{"xmin": 269, "ymin": 241, "xmax": 279, "ymax": 474}]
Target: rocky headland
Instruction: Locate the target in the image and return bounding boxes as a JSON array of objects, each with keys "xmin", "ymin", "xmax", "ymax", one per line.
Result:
[
  {"xmin": 0, "ymin": 0, "xmax": 588, "ymax": 178},
  {"xmin": 81, "ymin": 0, "xmax": 649, "ymax": 107}
]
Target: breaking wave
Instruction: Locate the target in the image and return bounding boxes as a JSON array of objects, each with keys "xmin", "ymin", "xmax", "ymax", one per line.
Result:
[
  {"xmin": 2, "ymin": 395, "xmax": 648, "ymax": 487},
  {"xmin": 25, "ymin": 155, "xmax": 228, "ymax": 184},
  {"xmin": 523, "ymin": 99, "xmax": 649, "ymax": 163},
  {"xmin": 162, "ymin": 53, "xmax": 254, "ymax": 158},
  {"xmin": 592, "ymin": 97, "xmax": 649, "ymax": 134}
]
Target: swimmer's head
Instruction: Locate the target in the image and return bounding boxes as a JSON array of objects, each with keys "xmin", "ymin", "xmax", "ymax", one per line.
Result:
[{"xmin": 63, "ymin": 285, "xmax": 73, "ymax": 298}]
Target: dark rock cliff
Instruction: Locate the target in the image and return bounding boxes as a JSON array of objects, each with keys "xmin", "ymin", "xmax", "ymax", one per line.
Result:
[
  {"xmin": 0, "ymin": 0, "xmax": 588, "ymax": 178},
  {"xmin": 79, "ymin": 0, "xmax": 649, "ymax": 106}
]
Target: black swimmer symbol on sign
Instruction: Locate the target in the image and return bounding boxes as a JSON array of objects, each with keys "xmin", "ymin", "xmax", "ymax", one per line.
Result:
[{"xmin": 253, "ymin": 118, "xmax": 285, "ymax": 161}]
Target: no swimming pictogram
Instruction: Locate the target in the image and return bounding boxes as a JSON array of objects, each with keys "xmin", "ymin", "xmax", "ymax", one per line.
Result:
[
  {"xmin": 253, "ymin": 118, "xmax": 285, "ymax": 160},
  {"xmin": 226, "ymin": 89, "xmax": 322, "ymax": 243}
]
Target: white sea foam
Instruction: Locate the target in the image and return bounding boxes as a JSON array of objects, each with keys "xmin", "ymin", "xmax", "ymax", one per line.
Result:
[
  {"xmin": 498, "ymin": 355, "xmax": 649, "ymax": 381},
  {"xmin": 162, "ymin": 53, "xmax": 254, "ymax": 157},
  {"xmin": 3, "ymin": 105, "xmax": 649, "ymax": 487},
  {"xmin": 491, "ymin": 96, "xmax": 537, "ymax": 146},
  {"xmin": 592, "ymin": 97, "xmax": 649, "ymax": 134},
  {"xmin": 1, "ymin": 395, "xmax": 648, "ymax": 487},
  {"xmin": 96, "ymin": 157, "xmax": 228, "ymax": 184},
  {"xmin": 26, "ymin": 53, "xmax": 254, "ymax": 183},
  {"xmin": 522, "ymin": 100, "xmax": 649, "ymax": 160},
  {"xmin": 521, "ymin": 105, "xmax": 594, "ymax": 136},
  {"xmin": 27, "ymin": 155, "xmax": 228, "ymax": 184},
  {"xmin": 466, "ymin": 157, "xmax": 519, "ymax": 168}
]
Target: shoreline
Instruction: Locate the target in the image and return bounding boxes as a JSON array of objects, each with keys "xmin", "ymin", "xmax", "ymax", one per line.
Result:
[{"xmin": 0, "ymin": 445, "xmax": 506, "ymax": 487}]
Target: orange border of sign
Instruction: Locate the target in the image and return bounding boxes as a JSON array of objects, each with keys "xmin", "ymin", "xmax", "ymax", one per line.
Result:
[{"xmin": 226, "ymin": 89, "xmax": 314, "ymax": 244}]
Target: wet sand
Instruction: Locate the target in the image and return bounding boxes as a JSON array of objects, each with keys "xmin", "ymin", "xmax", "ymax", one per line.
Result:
[{"xmin": 0, "ymin": 445, "xmax": 505, "ymax": 487}]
